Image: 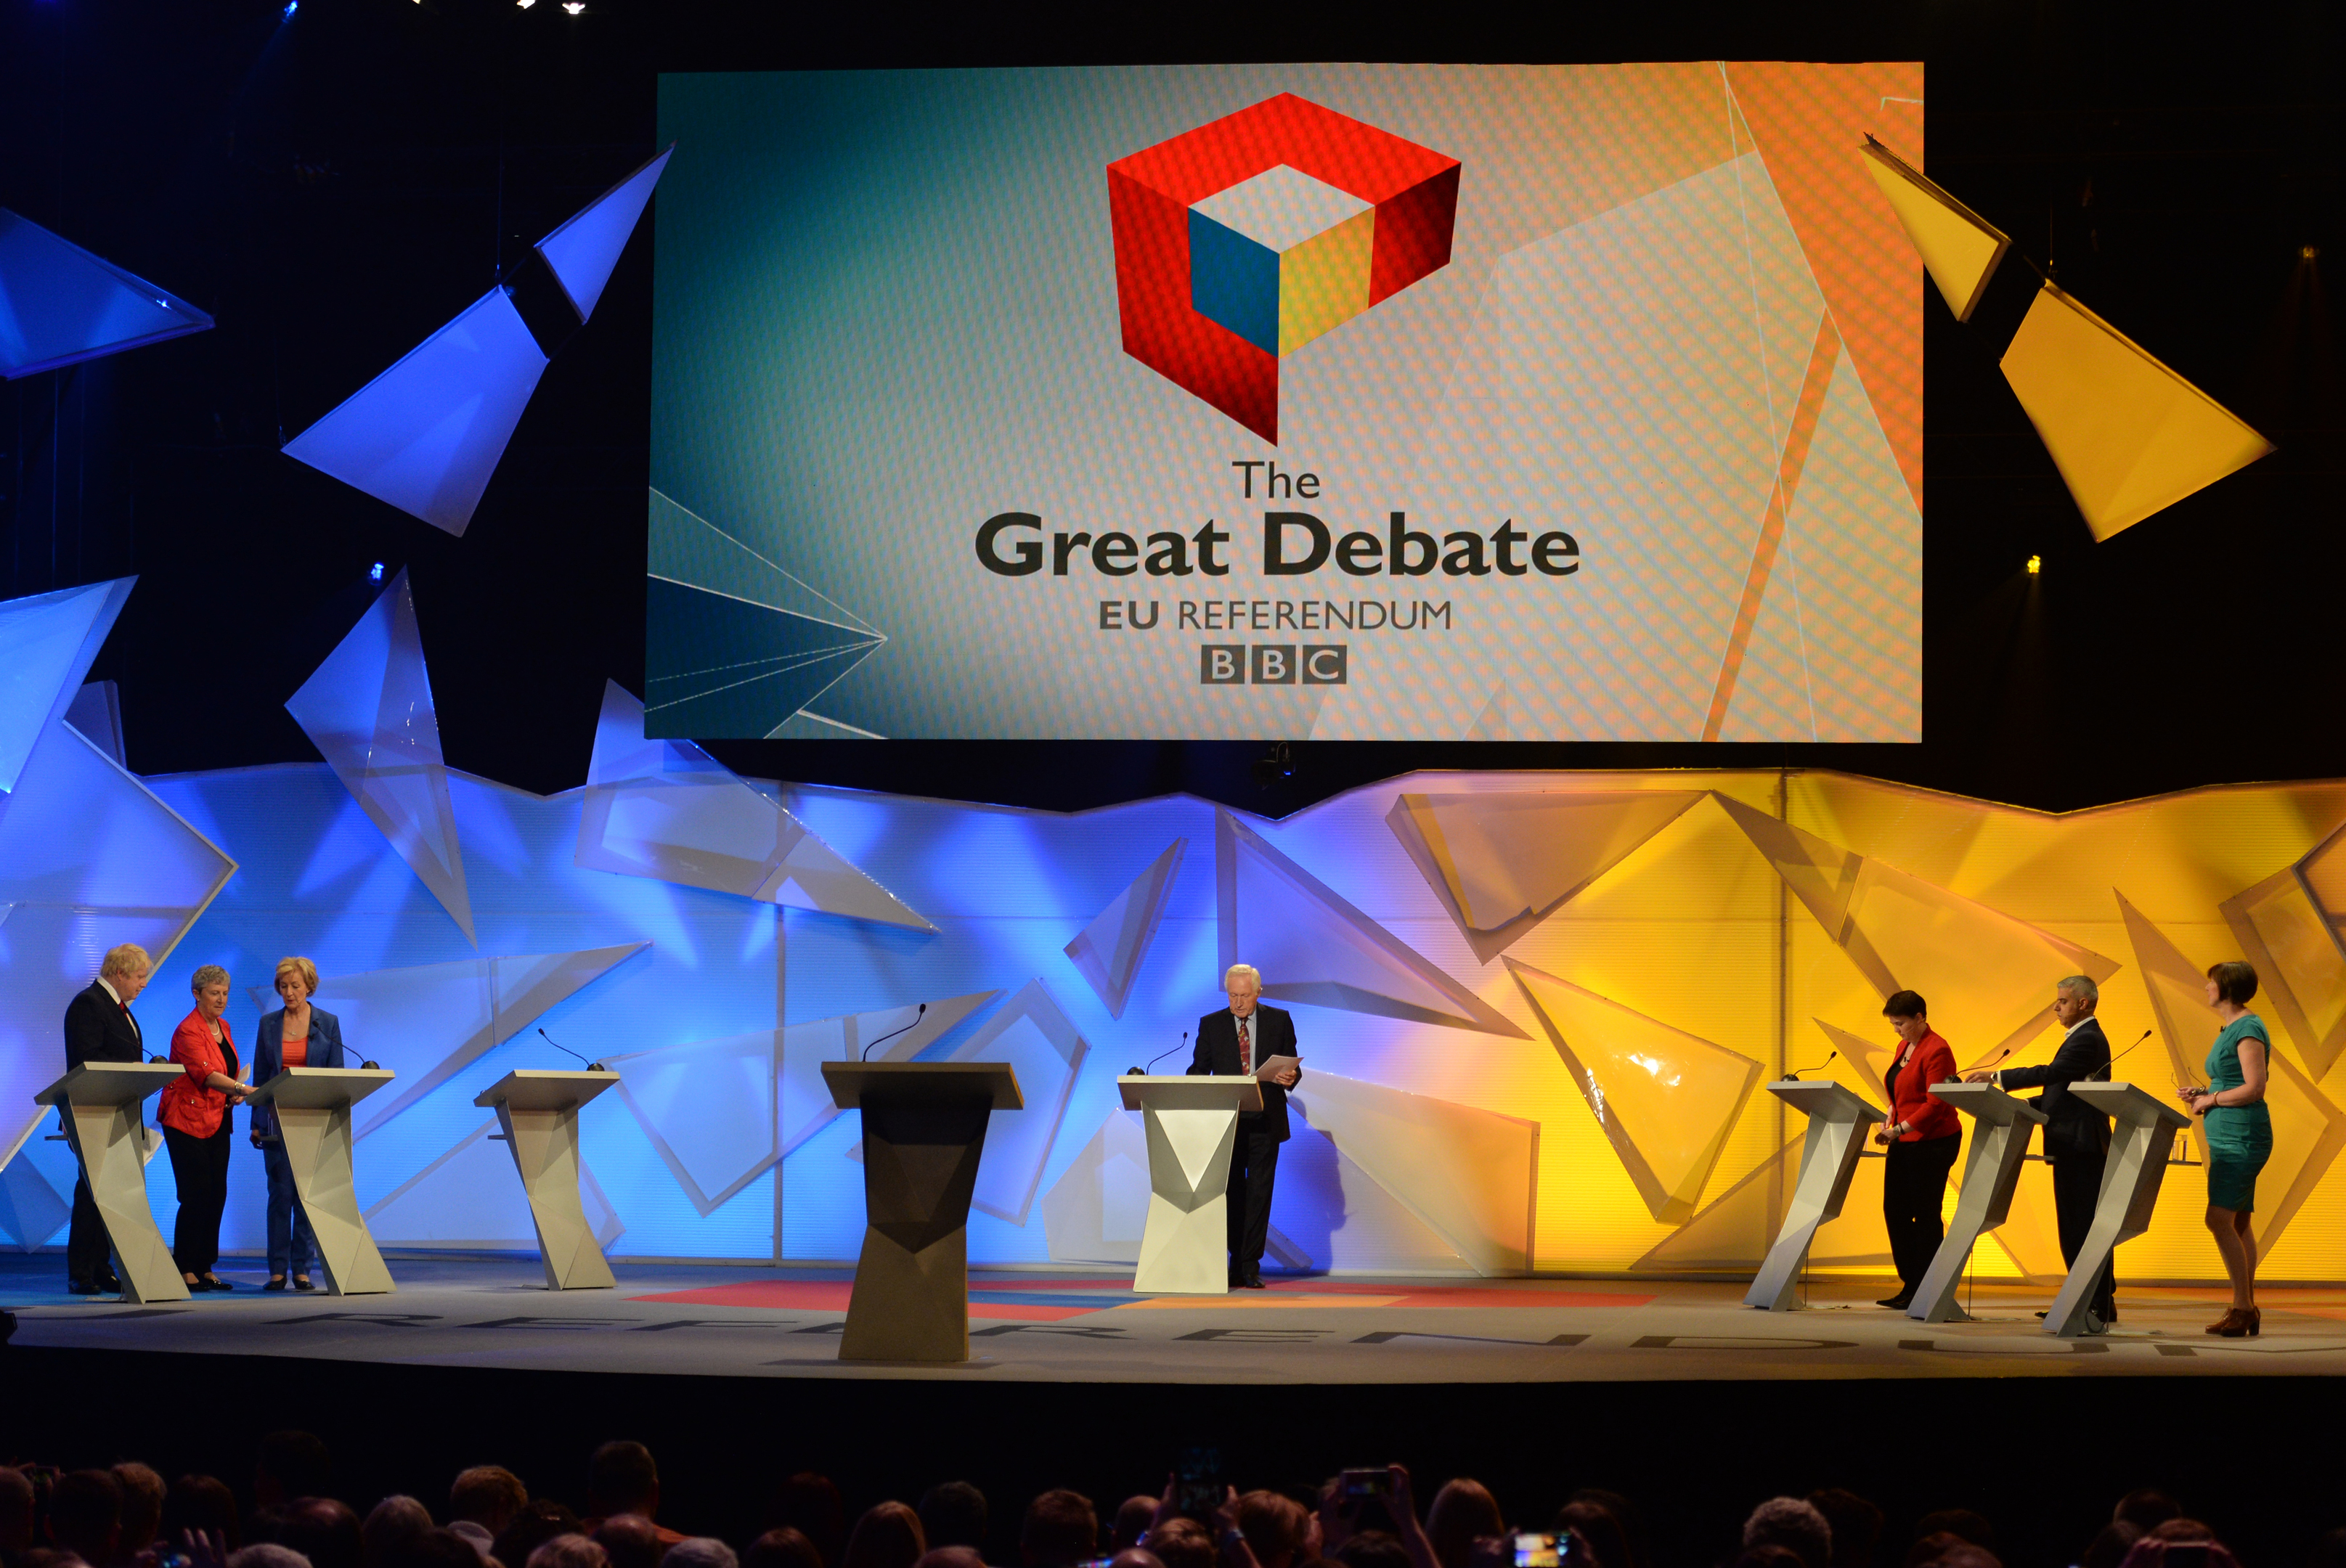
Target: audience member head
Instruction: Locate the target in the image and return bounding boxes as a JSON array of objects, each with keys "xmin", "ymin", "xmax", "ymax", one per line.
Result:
[
  {"xmin": 229, "ymin": 1546, "xmax": 316, "ymax": 1568},
  {"xmin": 1743, "ymin": 1499, "xmax": 1833, "ymax": 1568},
  {"xmin": 1113, "ymin": 1501, "xmax": 1160, "ymax": 1554},
  {"xmin": 1237, "ymin": 1495, "xmax": 1311, "ymax": 1568},
  {"xmin": 1554, "ymin": 1505, "xmax": 1629, "ymax": 1568},
  {"xmin": 2082, "ymin": 1526, "xmax": 2143, "ymax": 1568},
  {"xmin": 391, "ymin": 1532, "xmax": 497, "ymax": 1568},
  {"xmin": 48, "ymin": 1470, "xmax": 123, "ymax": 1567},
  {"xmin": 913, "ymin": 1552, "xmax": 987, "ymax": 1568},
  {"xmin": 1330, "ymin": 1534, "xmax": 1412, "ymax": 1568},
  {"xmin": 1802, "ymin": 1493, "xmax": 1880, "ymax": 1568},
  {"xmin": 1022, "ymin": 1493, "xmax": 1097, "ymax": 1568},
  {"xmin": 492, "ymin": 1500, "xmax": 582, "ymax": 1568},
  {"xmin": 1567, "ymin": 1493, "xmax": 1645, "ymax": 1568},
  {"xmin": 842, "ymin": 1506, "xmax": 924, "ymax": 1568},
  {"xmin": 2116, "ymin": 1537, "xmax": 2241, "ymax": 1568},
  {"xmin": 1110, "ymin": 1553, "xmax": 1165, "ymax": 1568},
  {"xmin": 1903, "ymin": 1535, "xmax": 2001, "ymax": 1568},
  {"xmin": 450, "ymin": 1471, "xmax": 529, "ymax": 1540},
  {"xmin": 665, "ymin": 1543, "xmax": 740, "ymax": 1568},
  {"xmin": 587, "ymin": 1447, "xmax": 661, "ymax": 1525},
  {"xmin": 1734, "ymin": 1548, "xmax": 1809, "ymax": 1568},
  {"xmin": 595, "ymin": 1516, "xmax": 664, "ymax": 1568},
  {"xmin": 1912, "ymin": 1516, "xmax": 1995, "ymax": 1561},
  {"xmin": 260, "ymin": 1499, "xmax": 363, "ymax": 1568},
  {"xmin": 917, "ymin": 1487, "xmax": 988, "ymax": 1556},
  {"xmin": 744, "ymin": 1531, "xmax": 823, "ymax": 1568},
  {"xmin": 1424, "ymin": 1483, "xmax": 1502, "ymax": 1568},
  {"xmin": 2151, "ymin": 1524, "xmax": 2215, "ymax": 1545},
  {"xmin": 2114, "ymin": 1498, "xmax": 2183, "ymax": 1533},
  {"xmin": 164, "ymin": 1476, "xmax": 243, "ymax": 1553},
  {"xmin": 1, "ymin": 1468, "xmax": 38, "ymax": 1561},
  {"xmin": 529, "ymin": 1540, "xmax": 611, "ymax": 1568},
  {"xmin": 256, "ymin": 1434, "xmax": 334, "ymax": 1511},
  {"xmin": 363, "ymin": 1500, "xmax": 434, "ymax": 1568},
  {"xmin": 773, "ymin": 1479, "xmax": 846, "ymax": 1568},
  {"xmin": 113, "ymin": 1465, "xmax": 165, "ymax": 1558},
  {"xmin": 1144, "ymin": 1522, "xmax": 1213, "ymax": 1568}
]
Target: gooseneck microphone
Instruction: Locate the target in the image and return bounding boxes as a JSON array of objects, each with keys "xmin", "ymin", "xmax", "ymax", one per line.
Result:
[
  {"xmin": 1130, "ymin": 1030, "xmax": 1189, "ymax": 1077},
  {"xmin": 2109, "ymin": 1027, "xmax": 2155, "ymax": 1069},
  {"xmin": 862, "ymin": 1002, "xmax": 928, "ymax": 1063},
  {"xmin": 538, "ymin": 1027, "xmax": 607, "ymax": 1073},
  {"xmin": 1958, "ymin": 1045, "xmax": 2016, "ymax": 1085},
  {"xmin": 1783, "ymin": 1049, "xmax": 1838, "ymax": 1082}
]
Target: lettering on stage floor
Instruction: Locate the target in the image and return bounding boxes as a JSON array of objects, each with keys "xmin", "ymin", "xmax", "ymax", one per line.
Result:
[{"xmin": 7, "ymin": 1257, "xmax": 2344, "ymax": 1382}]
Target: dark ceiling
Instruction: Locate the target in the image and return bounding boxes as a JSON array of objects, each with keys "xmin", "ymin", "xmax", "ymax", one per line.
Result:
[{"xmin": 0, "ymin": 1, "xmax": 2337, "ymax": 815}]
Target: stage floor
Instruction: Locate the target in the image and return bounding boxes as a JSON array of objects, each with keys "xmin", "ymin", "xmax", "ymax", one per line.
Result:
[{"xmin": 6, "ymin": 1255, "xmax": 2342, "ymax": 1382}]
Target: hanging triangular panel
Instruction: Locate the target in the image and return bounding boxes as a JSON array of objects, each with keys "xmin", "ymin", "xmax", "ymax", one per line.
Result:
[
  {"xmin": 0, "ymin": 576, "xmax": 134, "ymax": 793},
  {"xmin": 1065, "ymin": 839, "xmax": 1186, "ymax": 1018},
  {"xmin": 536, "ymin": 147, "xmax": 674, "ymax": 322},
  {"xmin": 0, "ymin": 209, "xmax": 213, "ymax": 377}
]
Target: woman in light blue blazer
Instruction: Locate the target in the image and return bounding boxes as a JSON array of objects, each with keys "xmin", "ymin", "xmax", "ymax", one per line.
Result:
[{"xmin": 250, "ymin": 955, "xmax": 346, "ymax": 1291}]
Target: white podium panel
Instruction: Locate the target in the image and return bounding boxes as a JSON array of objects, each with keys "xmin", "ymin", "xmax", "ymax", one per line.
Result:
[
  {"xmin": 2042, "ymin": 1082, "xmax": 2192, "ymax": 1338},
  {"xmin": 1747, "ymin": 1080, "xmax": 1886, "ymax": 1311},
  {"xmin": 473, "ymin": 1070, "xmax": 621, "ymax": 1290},
  {"xmin": 1118, "ymin": 1074, "xmax": 1263, "ymax": 1295},
  {"xmin": 247, "ymin": 1067, "xmax": 397, "ymax": 1296},
  {"xmin": 1910, "ymin": 1082, "xmax": 2046, "ymax": 1324},
  {"xmin": 36, "ymin": 1064, "xmax": 187, "ymax": 1303}
]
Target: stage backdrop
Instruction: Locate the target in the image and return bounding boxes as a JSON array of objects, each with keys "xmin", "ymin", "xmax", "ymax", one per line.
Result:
[
  {"xmin": 7, "ymin": 584, "xmax": 2346, "ymax": 1286},
  {"xmin": 646, "ymin": 62, "xmax": 1926, "ymax": 743}
]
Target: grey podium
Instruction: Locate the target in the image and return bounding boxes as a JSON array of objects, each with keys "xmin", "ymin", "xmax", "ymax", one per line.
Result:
[
  {"xmin": 823, "ymin": 1061, "xmax": 1022, "ymax": 1363},
  {"xmin": 1118, "ymin": 1074, "xmax": 1263, "ymax": 1295},
  {"xmin": 1746, "ymin": 1079, "xmax": 1886, "ymax": 1311},
  {"xmin": 2042, "ymin": 1082, "xmax": 2193, "ymax": 1338},
  {"xmin": 1909, "ymin": 1081, "xmax": 2048, "ymax": 1323},
  {"xmin": 473, "ymin": 1069, "xmax": 621, "ymax": 1290},
  {"xmin": 34, "ymin": 1063, "xmax": 187, "ymax": 1302},
  {"xmin": 245, "ymin": 1066, "xmax": 397, "ymax": 1295}
]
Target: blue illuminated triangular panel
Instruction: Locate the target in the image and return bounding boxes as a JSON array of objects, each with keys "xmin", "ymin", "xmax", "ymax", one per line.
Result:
[
  {"xmin": 537, "ymin": 146, "xmax": 674, "ymax": 322},
  {"xmin": 0, "ymin": 211, "xmax": 213, "ymax": 379},
  {"xmin": 0, "ymin": 577, "xmax": 134, "ymax": 793}
]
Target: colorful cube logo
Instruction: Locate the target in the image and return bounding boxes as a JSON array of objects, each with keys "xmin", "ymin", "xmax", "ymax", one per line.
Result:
[{"xmin": 1108, "ymin": 94, "xmax": 1462, "ymax": 443}]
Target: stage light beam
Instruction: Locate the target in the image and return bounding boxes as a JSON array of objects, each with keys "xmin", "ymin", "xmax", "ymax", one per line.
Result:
[{"xmin": 2027, "ymin": 555, "xmax": 2040, "ymax": 575}]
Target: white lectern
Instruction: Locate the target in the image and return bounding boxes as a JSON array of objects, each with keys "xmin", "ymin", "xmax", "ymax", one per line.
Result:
[
  {"xmin": 2041, "ymin": 1082, "xmax": 2192, "ymax": 1338},
  {"xmin": 1910, "ymin": 1081, "xmax": 2047, "ymax": 1323},
  {"xmin": 245, "ymin": 1067, "xmax": 397, "ymax": 1296},
  {"xmin": 35, "ymin": 1063, "xmax": 187, "ymax": 1302},
  {"xmin": 1118, "ymin": 1074, "xmax": 1265, "ymax": 1294},
  {"xmin": 473, "ymin": 1069, "xmax": 620, "ymax": 1290},
  {"xmin": 1746, "ymin": 1079, "xmax": 1886, "ymax": 1311}
]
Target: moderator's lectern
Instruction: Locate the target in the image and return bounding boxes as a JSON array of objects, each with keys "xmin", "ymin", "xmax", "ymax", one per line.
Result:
[
  {"xmin": 472, "ymin": 1069, "xmax": 621, "ymax": 1290},
  {"xmin": 35, "ymin": 1063, "xmax": 186, "ymax": 1302},
  {"xmin": 245, "ymin": 1066, "xmax": 397, "ymax": 1295},
  {"xmin": 823, "ymin": 1061, "xmax": 1022, "ymax": 1363},
  {"xmin": 2042, "ymin": 1082, "xmax": 2193, "ymax": 1338},
  {"xmin": 1117, "ymin": 1074, "xmax": 1263, "ymax": 1295},
  {"xmin": 1746, "ymin": 1079, "xmax": 1886, "ymax": 1311},
  {"xmin": 1909, "ymin": 1081, "xmax": 2047, "ymax": 1323}
]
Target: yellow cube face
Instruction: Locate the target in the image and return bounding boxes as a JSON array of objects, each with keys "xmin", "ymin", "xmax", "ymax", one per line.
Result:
[{"xmin": 1277, "ymin": 206, "xmax": 1375, "ymax": 356}]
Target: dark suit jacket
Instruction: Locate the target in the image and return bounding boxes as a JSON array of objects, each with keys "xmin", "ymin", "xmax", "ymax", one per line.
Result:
[
  {"xmin": 64, "ymin": 980, "xmax": 146, "ymax": 1070},
  {"xmin": 250, "ymin": 1006, "xmax": 347, "ymax": 1138},
  {"xmin": 1189, "ymin": 1004, "xmax": 1298, "ymax": 1141},
  {"xmin": 2001, "ymin": 1016, "xmax": 2113, "ymax": 1160}
]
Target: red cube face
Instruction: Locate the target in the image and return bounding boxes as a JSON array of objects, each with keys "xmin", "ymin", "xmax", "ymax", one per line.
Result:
[{"xmin": 1107, "ymin": 93, "xmax": 1461, "ymax": 444}]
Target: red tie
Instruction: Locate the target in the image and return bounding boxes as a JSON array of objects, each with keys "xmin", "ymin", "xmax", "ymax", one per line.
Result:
[{"xmin": 1237, "ymin": 1015, "xmax": 1251, "ymax": 1073}]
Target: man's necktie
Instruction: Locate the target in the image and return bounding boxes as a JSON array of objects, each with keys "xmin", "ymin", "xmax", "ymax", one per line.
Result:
[{"xmin": 1237, "ymin": 1015, "xmax": 1251, "ymax": 1073}]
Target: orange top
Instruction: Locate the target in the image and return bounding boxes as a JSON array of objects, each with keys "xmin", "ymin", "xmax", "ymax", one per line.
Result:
[{"xmin": 283, "ymin": 1029, "xmax": 309, "ymax": 1068}]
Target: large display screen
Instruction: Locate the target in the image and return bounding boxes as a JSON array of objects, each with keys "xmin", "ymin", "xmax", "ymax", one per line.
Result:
[{"xmin": 648, "ymin": 64, "xmax": 1924, "ymax": 741}]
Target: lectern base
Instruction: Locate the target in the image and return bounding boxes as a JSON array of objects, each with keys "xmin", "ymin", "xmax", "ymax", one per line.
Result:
[
  {"xmin": 841, "ymin": 1225, "xmax": 972, "ymax": 1362},
  {"xmin": 1133, "ymin": 1193, "xmax": 1229, "ymax": 1294}
]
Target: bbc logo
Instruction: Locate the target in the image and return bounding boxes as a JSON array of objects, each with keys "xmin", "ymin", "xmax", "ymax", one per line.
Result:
[{"xmin": 1200, "ymin": 645, "xmax": 1348, "ymax": 685}]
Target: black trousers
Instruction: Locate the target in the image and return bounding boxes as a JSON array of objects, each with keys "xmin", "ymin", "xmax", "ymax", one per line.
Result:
[
  {"xmin": 1226, "ymin": 1124, "xmax": 1281, "ymax": 1277},
  {"xmin": 2052, "ymin": 1149, "xmax": 2117, "ymax": 1322},
  {"xmin": 1883, "ymin": 1132, "xmax": 1961, "ymax": 1289},
  {"xmin": 163, "ymin": 1120, "xmax": 233, "ymax": 1276},
  {"xmin": 67, "ymin": 1173, "xmax": 112, "ymax": 1284}
]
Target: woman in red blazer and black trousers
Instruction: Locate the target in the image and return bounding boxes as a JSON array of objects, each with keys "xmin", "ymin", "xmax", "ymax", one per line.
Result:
[
  {"xmin": 1875, "ymin": 989, "xmax": 1962, "ymax": 1310},
  {"xmin": 158, "ymin": 964, "xmax": 249, "ymax": 1291}
]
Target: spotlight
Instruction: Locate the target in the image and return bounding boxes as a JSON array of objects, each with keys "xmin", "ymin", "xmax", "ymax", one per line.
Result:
[
  {"xmin": 562, "ymin": 1, "xmax": 582, "ymax": 10},
  {"xmin": 370, "ymin": 562, "xmax": 386, "ymax": 584},
  {"xmin": 1251, "ymin": 740, "xmax": 1295, "ymax": 790},
  {"xmin": 516, "ymin": 0, "xmax": 534, "ymax": 7},
  {"xmin": 2306, "ymin": 245, "xmax": 2322, "ymax": 261},
  {"xmin": 2026, "ymin": 555, "xmax": 2041, "ymax": 576},
  {"xmin": 280, "ymin": 0, "xmax": 296, "ymax": 17}
]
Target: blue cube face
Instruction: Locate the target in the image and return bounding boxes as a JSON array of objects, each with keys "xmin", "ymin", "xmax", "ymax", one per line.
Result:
[{"xmin": 1188, "ymin": 209, "xmax": 1279, "ymax": 356}]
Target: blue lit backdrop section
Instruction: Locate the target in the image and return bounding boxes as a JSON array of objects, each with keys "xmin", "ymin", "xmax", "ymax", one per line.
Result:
[
  {"xmin": 0, "ymin": 211, "xmax": 212, "ymax": 378},
  {"xmin": 0, "ymin": 577, "xmax": 134, "ymax": 794},
  {"xmin": 281, "ymin": 149, "xmax": 672, "ymax": 536}
]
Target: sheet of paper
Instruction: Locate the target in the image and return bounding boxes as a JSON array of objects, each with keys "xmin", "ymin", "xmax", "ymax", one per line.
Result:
[{"xmin": 1255, "ymin": 1054, "xmax": 1301, "ymax": 1082}]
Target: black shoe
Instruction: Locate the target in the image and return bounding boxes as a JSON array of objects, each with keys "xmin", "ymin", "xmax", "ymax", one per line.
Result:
[
  {"xmin": 293, "ymin": 1276, "xmax": 316, "ymax": 1292},
  {"xmin": 1240, "ymin": 1274, "xmax": 1266, "ymax": 1289},
  {"xmin": 264, "ymin": 1276, "xmax": 288, "ymax": 1292},
  {"xmin": 201, "ymin": 1275, "xmax": 235, "ymax": 1291},
  {"xmin": 1877, "ymin": 1292, "xmax": 1913, "ymax": 1310},
  {"xmin": 68, "ymin": 1278, "xmax": 97, "ymax": 1297},
  {"xmin": 94, "ymin": 1269, "xmax": 122, "ymax": 1293}
]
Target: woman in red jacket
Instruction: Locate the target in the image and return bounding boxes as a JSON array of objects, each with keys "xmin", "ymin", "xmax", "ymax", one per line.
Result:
[
  {"xmin": 158, "ymin": 964, "xmax": 250, "ymax": 1291},
  {"xmin": 1875, "ymin": 989, "xmax": 1961, "ymax": 1310}
]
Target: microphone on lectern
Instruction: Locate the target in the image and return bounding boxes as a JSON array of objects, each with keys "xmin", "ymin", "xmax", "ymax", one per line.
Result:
[
  {"xmin": 538, "ymin": 1027, "xmax": 606, "ymax": 1073},
  {"xmin": 1131, "ymin": 1030, "xmax": 1188, "ymax": 1077},
  {"xmin": 1783, "ymin": 1049, "xmax": 1837, "ymax": 1082},
  {"xmin": 2110, "ymin": 1027, "xmax": 2154, "ymax": 1068},
  {"xmin": 862, "ymin": 1002, "xmax": 928, "ymax": 1063}
]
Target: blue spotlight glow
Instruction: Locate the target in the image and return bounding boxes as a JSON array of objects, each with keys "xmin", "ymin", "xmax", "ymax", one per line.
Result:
[
  {"xmin": 370, "ymin": 562, "xmax": 386, "ymax": 584},
  {"xmin": 281, "ymin": 0, "xmax": 297, "ymax": 18}
]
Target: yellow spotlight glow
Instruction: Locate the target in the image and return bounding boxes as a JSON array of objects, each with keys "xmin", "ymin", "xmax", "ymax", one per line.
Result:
[{"xmin": 2027, "ymin": 555, "xmax": 2041, "ymax": 575}]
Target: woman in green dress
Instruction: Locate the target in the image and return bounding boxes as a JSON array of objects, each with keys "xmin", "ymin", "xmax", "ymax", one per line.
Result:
[{"xmin": 2178, "ymin": 960, "xmax": 2272, "ymax": 1337}]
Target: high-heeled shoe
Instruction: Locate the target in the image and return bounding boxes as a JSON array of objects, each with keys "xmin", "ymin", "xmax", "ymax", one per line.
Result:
[
  {"xmin": 2207, "ymin": 1307, "xmax": 2251, "ymax": 1337},
  {"xmin": 2246, "ymin": 1304, "xmax": 2262, "ymax": 1336}
]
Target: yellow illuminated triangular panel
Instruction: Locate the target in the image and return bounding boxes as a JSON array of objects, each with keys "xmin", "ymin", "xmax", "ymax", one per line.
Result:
[
  {"xmin": 2223, "ymin": 864, "xmax": 2346, "ymax": 1082},
  {"xmin": 1858, "ymin": 136, "xmax": 2010, "ymax": 322},
  {"xmin": 2000, "ymin": 284, "xmax": 2273, "ymax": 541},
  {"xmin": 1507, "ymin": 957, "xmax": 1761, "ymax": 1225}
]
